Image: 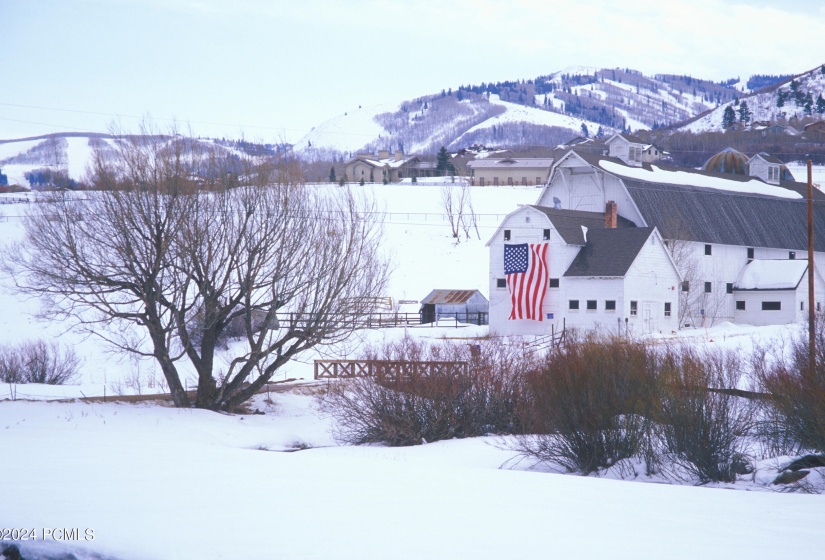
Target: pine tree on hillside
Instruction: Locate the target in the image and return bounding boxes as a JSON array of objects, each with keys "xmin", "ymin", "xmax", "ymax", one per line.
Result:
[
  {"xmin": 738, "ymin": 101, "xmax": 751, "ymax": 124},
  {"xmin": 722, "ymin": 106, "xmax": 737, "ymax": 128},
  {"xmin": 817, "ymin": 94, "xmax": 825, "ymax": 115}
]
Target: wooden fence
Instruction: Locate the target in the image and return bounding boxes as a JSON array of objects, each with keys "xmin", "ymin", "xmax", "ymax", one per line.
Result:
[{"xmin": 314, "ymin": 359, "xmax": 469, "ymax": 381}]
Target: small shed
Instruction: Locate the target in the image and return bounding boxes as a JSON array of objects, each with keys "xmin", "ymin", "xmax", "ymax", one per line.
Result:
[{"xmin": 420, "ymin": 289, "xmax": 489, "ymax": 325}]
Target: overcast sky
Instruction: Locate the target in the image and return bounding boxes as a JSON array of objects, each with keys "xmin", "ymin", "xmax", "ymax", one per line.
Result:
[{"xmin": 2, "ymin": 0, "xmax": 824, "ymax": 143}]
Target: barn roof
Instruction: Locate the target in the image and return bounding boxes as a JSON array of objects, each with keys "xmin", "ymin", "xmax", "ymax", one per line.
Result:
[
  {"xmin": 528, "ymin": 206, "xmax": 637, "ymax": 245},
  {"xmin": 623, "ymin": 179, "xmax": 825, "ymax": 251},
  {"xmin": 564, "ymin": 228, "xmax": 655, "ymax": 277},
  {"xmin": 420, "ymin": 289, "xmax": 485, "ymax": 305}
]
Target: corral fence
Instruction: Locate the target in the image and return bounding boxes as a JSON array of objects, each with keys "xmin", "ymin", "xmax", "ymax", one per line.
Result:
[
  {"xmin": 314, "ymin": 359, "xmax": 469, "ymax": 381},
  {"xmin": 274, "ymin": 311, "xmax": 487, "ymax": 330}
]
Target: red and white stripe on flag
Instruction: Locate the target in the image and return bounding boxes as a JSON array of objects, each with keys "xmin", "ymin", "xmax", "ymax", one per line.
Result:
[{"xmin": 504, "ymin": 243, "xmax": 549, "ymax": 321}]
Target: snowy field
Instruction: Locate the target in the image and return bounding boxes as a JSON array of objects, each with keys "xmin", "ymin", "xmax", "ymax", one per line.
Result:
[{"xmin": 1, "ymin": 183, "xmax": 824, "ymax": 559}]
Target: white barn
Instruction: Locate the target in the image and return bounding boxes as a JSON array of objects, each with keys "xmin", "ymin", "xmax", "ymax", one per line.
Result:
[
  {"xmin": 488, "ymin": 146, "xmax": 825, "ymax": 334},
  {"xmin": 487, "ymin": 203, "xmax": 680, "ymax": 336}
]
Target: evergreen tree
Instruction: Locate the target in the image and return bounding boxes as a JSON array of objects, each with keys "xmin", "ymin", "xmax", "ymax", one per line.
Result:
[
  {"xmin": 435, "ymin": 146, "xmax": 454, "ymax": 176},
  {"xmin": 776, "ymin": 90, "xmax": 785, "ymax": 108},
  {"xmin": 722, "ymin": 105, "xmax": 737, "ymax": 128},
  {"xmin": 738, "ymin": 101, "xmax": 751, "ymax": 124},
  {"xmin": 817, "ymin": 94, "xmax": 825, "ymax": 115},
  {"xmin": 804, "ymin": 92, "xmax": 814, "ymax": 115},
  {"xmin": 581, "ymin": 123, "xmax": 589, "ymax": 138},
  {"xmin": 328, "ymin": 166, "xmax": 336, "ymax": 183}
]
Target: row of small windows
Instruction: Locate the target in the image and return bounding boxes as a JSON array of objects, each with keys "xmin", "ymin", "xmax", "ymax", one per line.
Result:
[
  {"xmin": 568, "ymin": 300, "xmax": 671, "ymax": 316},
  {"xmin": 503, "ymin": 229, "xmax": 551, "ymax": 241},
  {"xmin": 479, "ymin": 177, "xmax": 545, "ymax": 187},
  {"xmin": 706, "ymin": 245, "xmax": 796, "ymax": 260}
]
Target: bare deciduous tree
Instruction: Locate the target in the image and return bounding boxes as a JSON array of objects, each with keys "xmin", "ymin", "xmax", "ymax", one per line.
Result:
[{"xmin": 6, "ymin": 127, "xmax": 389, "ymax": 411}]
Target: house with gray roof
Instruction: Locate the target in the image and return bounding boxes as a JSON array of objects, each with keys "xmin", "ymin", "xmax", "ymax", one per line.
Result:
[{"xmin": 466, "ymin": 157, "xmax": 554, "ymax": 187}]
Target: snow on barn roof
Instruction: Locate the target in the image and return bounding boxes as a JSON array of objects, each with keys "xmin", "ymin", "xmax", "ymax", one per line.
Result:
[
  {"xmin": 598, "ymin": 159, "xmax": 803, "ymax": 199},
  {"xmin": 734, "ymin": 260, "xmax": 809, "ymax": 291},
  {"xmin": 420, "ymin": 289, "xmax": 485, "ymax": 305}
]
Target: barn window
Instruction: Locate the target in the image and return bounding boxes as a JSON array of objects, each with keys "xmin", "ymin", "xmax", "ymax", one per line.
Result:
[
  {"xmin": 801, "ymin": 301, "xmax": 805, "ymax": 311},
  {"xmin": 536, "ymin": 176, "xmax": 542, "ymax": 185},
  {"xmin": 543, "ymin": 229, "xmax": 551, "ymax": 240},
  {"xmin": 704, "ymin": 244, "xmax": 712, "ymax": 256},
  {"xmin": 664, "ymin": 302, "xmax": 671, "ymax": 317},
  {"xmin": 494, "ymin": 177, "xmax": 499, "ymax": 186},
  {"xmin": 569, "ymin": 300, "xmax": 580, "ymax": 310},
  {"xmin": 507, "ymin": 177, "xmax": 513, "ymax": 186},
  {"xmin": 704, "ymin": 282, "xmax": 712, "ymax": 293},
  {"xmin": 789, "ymin": 251, "xmax": 796, "ymax": 260},
  {"xmin": 630, "ymin": 301, "xmax": 638, "ymax": 316},
  {"xmin": 681, "ymin": 281, "xmax": 690, "ymax": 292},
  {"xmin": 736, "ymin": 301, "xmax": 746, "ymax": 311},
  {"xmin": 762, "ymin": 301, "xmax": 781, "ymax": 311},
  {"xmin": 605, "ymin": 300, "xmax": 616, "ymax": 311},
  {"xmin": 496, "ymin": 278, "xmax": 506, "ymax": 288},
  {"xmin": 522, "ymin": 177, "xmax": 527, "ymax": 186},
  {"xmin": 504, "ymin": 229, "xmax": 511, "ymax": 241},
  {"xmin": 747, "ymin": 247, "xmax": 754, "ymax": 260},
  {"xmin": 726, "ymin": 283, "xmax": 733, "ymax": 294},
  {"xmin": 549, "ymin": 278, "xmax": 560, "ymax": 288},
  {"xmin": 586, "ymin": 300, "xmax": 597, "ymax": 310}
]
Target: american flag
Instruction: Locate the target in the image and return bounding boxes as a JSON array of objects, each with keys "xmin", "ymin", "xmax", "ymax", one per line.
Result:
[{"xmin": 504, "ymin": 243, "xmax": 549, "ymax": 321}]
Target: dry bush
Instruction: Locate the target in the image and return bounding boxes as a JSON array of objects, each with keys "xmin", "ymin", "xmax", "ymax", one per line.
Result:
[
  {"xmin": 513, "ymin": 336, "xmax": 659, "ymax": 475},
  {"xmin": 753, "ymin": 319, "xmax": 825, "ymax": 455},
  {"xmin": 321, "ymin": 335, "xmax": 533, "ymax": 446},
  {"xmin": 0, "ymin": 340, "xmax": 80, "ymax": 385},
  {"xmin": 657, "ymin": 346, "xmax": 754, "ymax": 483}
]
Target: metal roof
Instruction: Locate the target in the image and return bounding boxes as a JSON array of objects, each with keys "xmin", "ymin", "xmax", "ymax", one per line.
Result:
[
  {"xmin": 623, "ymin": 179, "xmax": 825, "ymax": 251},
  {"xmin": 420, "ymin": 289, "xmax": 486, "ymax": 305}
]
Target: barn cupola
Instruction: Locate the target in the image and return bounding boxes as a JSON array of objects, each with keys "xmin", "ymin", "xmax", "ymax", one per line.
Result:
[{"xmin": 605, "ymin": 134, "xmax": 645, "ymax": 167}]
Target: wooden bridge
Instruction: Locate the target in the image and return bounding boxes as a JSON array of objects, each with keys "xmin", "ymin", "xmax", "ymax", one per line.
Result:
[{"xmin": 314, "ymin": 359, "xmax": 469, "ymax": 381}]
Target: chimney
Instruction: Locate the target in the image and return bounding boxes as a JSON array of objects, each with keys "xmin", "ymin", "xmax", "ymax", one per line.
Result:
[
  {"xmin": 394, "ymin": 150, "xmax": 404, "ymax": 161},
  {"xmin": 605, "ymin": 200, "xmax": 617, "ymax": 229},
  {"xmin": 378, "ymin": 150, "xmax": 390, "ymax": 160}
]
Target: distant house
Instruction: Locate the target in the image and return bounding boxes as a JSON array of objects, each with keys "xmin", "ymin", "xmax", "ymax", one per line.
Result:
[
  {"xmin": 804, "ymin": 120, "xmax": 825, "ymax": 139},
  {"xmin": 419, "ymin": 289, "xmax": 488, "ymax": 325},
  {"xmin": 466, "ymin": 157, "xmax": 554, "ymax": 187},
  {"xmin": 343, "ymin": 151, "xmax": 430, "ymax": 183}
]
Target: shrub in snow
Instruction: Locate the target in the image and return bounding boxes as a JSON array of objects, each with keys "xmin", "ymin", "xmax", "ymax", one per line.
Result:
[
  {"xmin": 321, "ymin": 336, "xmax": 532, "ymax": 446},
  {"xmin": 513, "ymin": 336, "xmax": 658, "ymax": 475},
  {"xmin": 754, "ymin": 316, "xmax": 825, "ymax": 455},
  {"xmin": 0, "ymin": 340, "xmax": 80, "ymax": 385},
  {"xmin": 657, "ymin": 346, "xmax": 754, "ymax": 483}
]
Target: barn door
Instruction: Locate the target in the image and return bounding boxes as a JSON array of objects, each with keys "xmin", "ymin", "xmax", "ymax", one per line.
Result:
[{"xmin": 643, "ymin": 301, "xmax": 654, "ymax": 333}]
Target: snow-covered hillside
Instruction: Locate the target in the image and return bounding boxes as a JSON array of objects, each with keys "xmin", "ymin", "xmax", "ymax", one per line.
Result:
[
  {"xmin": 294, "ymin": 65, "xmax": 748, "ymax": 158},
  {"xmin": 682, "ymin": 65, "xmax": 825, "ymax": 133}
]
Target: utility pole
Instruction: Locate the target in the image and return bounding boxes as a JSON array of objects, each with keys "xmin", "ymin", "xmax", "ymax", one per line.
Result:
[{"xmin": 808, "ymin": 159, "xmax": 815, "ymax": 378}]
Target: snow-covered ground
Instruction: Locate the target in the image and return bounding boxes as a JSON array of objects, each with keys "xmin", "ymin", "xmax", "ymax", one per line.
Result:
[{"xmin": 1, "ymin": 183, "xmax": 824, "ymax": 559}]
